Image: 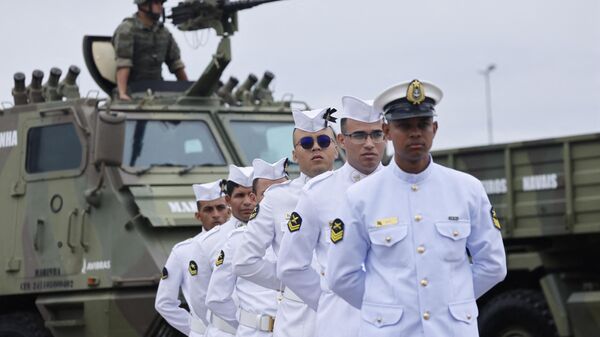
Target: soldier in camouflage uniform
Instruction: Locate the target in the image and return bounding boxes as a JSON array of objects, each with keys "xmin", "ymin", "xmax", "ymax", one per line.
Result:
[{"xmin": 112, "ymin": 0, "xmax": 188, "ymax": 100}]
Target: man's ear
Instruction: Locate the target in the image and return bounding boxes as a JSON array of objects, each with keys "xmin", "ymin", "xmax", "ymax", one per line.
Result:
[
  {"xmin": 225, "ymin": 195, "xmax": 232, "ymax": 206},
  {"xmin": 194, "ymin": 212, "xmax": 201, "ymax": 221},
  {"xmin": 337, "ymin": 133, "xmax": 346, "ymax": 151},
  {"xmin": 433, "ymin": 121, "xmax": 438, "ymax": 136},
  {"xmin": 383, "ymin": 123, "xmax": 390, "ymax": 140}
]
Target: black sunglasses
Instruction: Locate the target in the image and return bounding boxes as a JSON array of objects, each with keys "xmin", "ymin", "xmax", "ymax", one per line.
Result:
[{"xmin": 295, "ymin": 134, "xmax": 332, "ymax": 150}]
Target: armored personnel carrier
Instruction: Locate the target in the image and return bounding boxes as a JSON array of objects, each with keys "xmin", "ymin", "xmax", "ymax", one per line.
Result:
[{"xmin": 0, "ymin": 1, "xmax": 299, "ymax": 336}]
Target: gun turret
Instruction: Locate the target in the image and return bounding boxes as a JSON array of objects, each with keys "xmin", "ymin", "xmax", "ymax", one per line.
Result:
[
  {"xmin": 58, "ymin": 65, "xmax": 81, "ymax": 99},
  {"xmin": 12, "ymin": 72, "xmax": 28, "ymax": 106},
  {"xmin": 217, "ymin": 76, "xmax": 240, "ymax": 105},
  {"xmin": 253, "ymin": 71, "xmax": 275, "ymax": 103},
  {"xmin": 43, "ymin": 67, "xmax": 62, "ymax": 102},
  {"xmin": 28, "ymin": 70, "xmax": 45, "ymax": 103},
  {"xmin": 169, "ymin": 0, "xmax": 285, "ymax": 36}
]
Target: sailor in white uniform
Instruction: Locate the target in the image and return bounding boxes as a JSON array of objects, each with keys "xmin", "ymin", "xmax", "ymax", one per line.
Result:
[
  {"xmin": 277, "ymin": 96, "xmax": 386, "ymax": 337},
  {"xmin": 233, "ymin": 108, "xmax": 339, "ymax": 337},
  {"xmin": 155, "ymin": 180, "xmax": 230, "ymax": 336},
  {"xmin": 206, "ymin": 158, "xmax": 289, "ymax": 337},
  {"xmin": 251, "ymin": 158, "xmax": 289, "ymax": 203},
  {"xmin": 326, "ymin": 80, "xmax": 507, "ymax": 337},
  {"xmin": 191, "ymin": 165, "xmax": 255, "ymax": 337}
]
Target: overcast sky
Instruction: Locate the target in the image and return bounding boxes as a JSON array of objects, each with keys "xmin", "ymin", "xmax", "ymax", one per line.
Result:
[{"xmin": 1, "ymin": 0, "xmax": 598, "ymax": 150}]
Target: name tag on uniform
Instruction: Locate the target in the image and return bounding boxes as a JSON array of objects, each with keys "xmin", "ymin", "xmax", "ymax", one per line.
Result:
[{"xmin": 376, "ymin": 217, "xmax": 398, "ymax": 227}]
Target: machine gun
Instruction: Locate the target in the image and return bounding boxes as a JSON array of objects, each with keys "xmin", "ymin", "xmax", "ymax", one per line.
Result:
[
  {"xmin": 167, "ymin": 0, "xmax": 285, "ymax": 98},
  {"xmin": 169, "ymin": 0, "xmax": 284, "ymax": 36}
]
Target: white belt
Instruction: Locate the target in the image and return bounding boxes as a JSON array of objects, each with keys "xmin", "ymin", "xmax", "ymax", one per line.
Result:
[
  {"xmin": 282, "ymin": 287, "xmax": 303, "ymax": 303},
  {"xmin": 209, "ymin": 312, "xmax": 237, "ymax": 335},
  {"xmin": 238, "ymin": 308, "xmax": 275, "ymax": 332},
  {"xmin": 191, "ymin": 316, "xmax": 206, "ymax": 334}
]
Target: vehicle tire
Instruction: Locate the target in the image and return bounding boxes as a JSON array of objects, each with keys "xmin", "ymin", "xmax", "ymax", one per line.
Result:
[
  {"xmin": 0, "ymin": 312, "xmax": 52, "ymax": 337},
  {"xmin": 478, "ymin": 289, "xmax": 559, "ymax": 337}
]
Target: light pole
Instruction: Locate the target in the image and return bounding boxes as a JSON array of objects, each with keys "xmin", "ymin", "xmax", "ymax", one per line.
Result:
[{"xmin": 479, "ymin": 64, "xmax": 496, "ymax": 144}]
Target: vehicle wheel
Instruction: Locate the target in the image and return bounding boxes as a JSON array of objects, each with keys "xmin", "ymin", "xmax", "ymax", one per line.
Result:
[
  {"xmin": 0, "ymin": 312, "xmax": 52, "ymax": 337},
  {"xmin": 478, "ymin": 289, "xmax": 559, "ymax": 337}
]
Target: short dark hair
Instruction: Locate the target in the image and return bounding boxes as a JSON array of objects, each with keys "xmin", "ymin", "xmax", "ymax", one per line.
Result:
[
  {"xmin": 225, "ymin": 180, "xmax": 241, "ymax": 196},
  {"xmin": 340, "ymin": 118, "xmax": 348, "ymax": 134}
]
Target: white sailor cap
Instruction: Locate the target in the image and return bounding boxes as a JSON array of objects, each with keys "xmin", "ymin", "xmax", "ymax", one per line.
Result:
[
  {"xmin": 292, "ymin": 107, "xmax": 337, "ymax": 132},
  {"xmin": 339, "ymin": 96, "xmax": 383, "ymax": 123},
  {"xmin": 252, "ymin": 157, "xmax": 288, "ymax": 181},
  {"xmin": 374, "ymin": 79, "xmax": 443, "ymax": 120},
  {"xmin": 227, "ymin": 165, "xmax": 254, "ymax": 187},
  {"xmin": 193, "ymin": 180, "xmax": 224, "ymax": 202}
]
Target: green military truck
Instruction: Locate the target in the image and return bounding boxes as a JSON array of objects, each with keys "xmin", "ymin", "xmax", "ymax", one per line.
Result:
[
  {"xmin": 0, "ymin": 1, "xmax": 300, "ymax": 336},
  {"xmin": 433, "ymin": 133, "xmax": 600, "ymax": 337}
]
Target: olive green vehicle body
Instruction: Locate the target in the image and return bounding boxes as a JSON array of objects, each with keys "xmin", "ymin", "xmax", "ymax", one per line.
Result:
[
  {"xmin": 432, "ymin": 133, "xmax": 600, "ymax": 336},
  {"xmin": 0, "ymin": 95, "xmax": 296, "ymax": 336}
]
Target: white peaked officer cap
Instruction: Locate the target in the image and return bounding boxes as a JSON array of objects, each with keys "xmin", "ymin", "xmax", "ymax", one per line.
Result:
[
  {"xmin": 339, "ymin": 96, "xmax": 383, "ymax": 123},
  {"xmin": 193, "ymin": 180, "xmax": 224, "ymax": 202},
  {"xmin": 252, "ymin": 157, "xmax": 288, "ymax": 181},
  {"xmin": 227, "ymin": 165, "xmax": 254, "ymax": 188},
  {"xmin": 373, "ymin": 79, "xmax": 443, "ymax": 120},
  {"xmin": 292, "ymin": 107, "xmax": 337, "ymax": 132}
]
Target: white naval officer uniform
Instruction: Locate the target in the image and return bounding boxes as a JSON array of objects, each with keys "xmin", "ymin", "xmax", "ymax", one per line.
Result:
[
  {"xmin": 233, "ymin": 174, "xmax": 317, "ymax": 337},
  {"xmin": 155, "ymin": 234, "xmax": 208, "ymax": 336},
  {"xmin": 277, "ymin": 162, "xmax": 382, "ymax": 337},
  {"xmin": 191, "ymin": 217, "xmax": 243, "ymax": 337},
  {"xmin": 234, "ymin": 106, "xmax": 338, "ymax": 337},
  {"xmin": 207, "ymin": 225, "xmax": 279, "ymax": 337},
  {"xmin": 326, "ymin": 159, "xmax": 507, "ymax": 337},
  {"xmin": 277, "ymin": 94, "xmax": 384, "ymax": 337},
  {"xmin": 156, "ymin": 179, "xmax": 226, "ymax": 336}
]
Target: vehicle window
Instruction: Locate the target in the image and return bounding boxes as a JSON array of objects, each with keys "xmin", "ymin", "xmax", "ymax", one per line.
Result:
[
  {"xmin": 122, "ymin": 120, "xmax": 225, "ymax": 167},
  {"xmin": 229, "ymin": 121, "xmax": 294, "ymax": 163},
  {"xmin": 26, "ymin": 123, "xmax": 82, "ymax": 173}
]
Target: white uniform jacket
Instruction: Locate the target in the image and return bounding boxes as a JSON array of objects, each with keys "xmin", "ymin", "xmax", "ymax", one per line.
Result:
[
  {"xmin": 190, "ymin": 218, "xmax": 243, "ymax": 337},
  {"xmin": 327, "ymin": 160, "xmax": 507, "ymax": 337},
  {"xmin": 277, "ymin": 163, "xmax": 381, "ymax": 337},
  {"xmin": 155, "ymin": 233, "xmax": 206, "ymax": 337},
  {"xmin": 233, "ymin": 173, "xmax": 317, "ymax": 337},
  {"xmin": 207, "ymin": 226, "xmax": 278, "ymax": 337}
]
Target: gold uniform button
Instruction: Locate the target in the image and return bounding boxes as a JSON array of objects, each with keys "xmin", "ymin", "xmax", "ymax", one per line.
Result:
[
  {"xmin": 320, "ymin": 271, "xmax": 325, "ymax": 276},
  {"xmin": 423, "ymin": 311, "xmax": 430, "ymax": 320},
  {"xmin": 417, "ymin": 246, "xmax": 425, "ymax": 254},
  {"xmin": 411, "ymin": 184, "xmax": 418, "ymax": 191},
  {"xmin": 466, "ymin": 314, "xmax": 472, "ymax": 320},
  {"xmin": 376, "ymin": 317, "xmax": 382, "ymax": 324},
  {"xmin": 415, "ymin": 214, "xmax": 422, "ymax": 222},
  {"xmin": 452, "ymin": 230, "xmax": 459, "ymax": 237},
  {"xmin": 420, "ymin": 279, "xmax": 428, "ymax": 287},
  {"xmin": 385, "ymin": 236, "xmax": 392, "ymax": 242}
]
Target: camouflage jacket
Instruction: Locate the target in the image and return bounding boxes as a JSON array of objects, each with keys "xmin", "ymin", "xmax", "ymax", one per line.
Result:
[{"xmin": 112, "ymin": 14, "xmax": 185, "ymax": 82}]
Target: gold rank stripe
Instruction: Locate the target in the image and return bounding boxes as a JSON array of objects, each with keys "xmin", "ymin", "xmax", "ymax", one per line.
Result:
[
  {"xmin": 331, "ymin": 230, "xmax": 343, "ymax": 243},
  {"xmin": 376, "ymin": 217, "xmax": 398, "ymax": 227}
]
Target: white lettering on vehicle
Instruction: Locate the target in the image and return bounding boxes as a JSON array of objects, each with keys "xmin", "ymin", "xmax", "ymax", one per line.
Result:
[
  {"xmin": 81, "ymin": 259, "xmax": 111, "ymax": 274},
  {"xmin": 168, "ymin": 201, "xmax": 197, "ymax": 213},
  {"xmin": 0, "ymin": 130, "xmax": 17, "ymax": 149},
  {"xmin": 522, "ymin": 173, "xmax": 558, "ymax": 191},
  {"xmin": 481, "ymin": 178, "xmax": 508, "ymax": 195}
]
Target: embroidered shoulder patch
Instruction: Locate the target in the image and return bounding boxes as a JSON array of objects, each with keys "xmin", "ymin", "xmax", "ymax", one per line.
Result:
[
  {"xmin": 287, "ymin": 212, "xmax": 302, "ymax": 232},
  {"xmin": 215, "ymin": 250, "xmax": 225, "ymax": 267},
  {"xmin": 490, "ymin": 207, "xmax": 502, "ymax": 230},
  {"xmin": 330, "ymin": 218, "xmax": 344, "ymax": 243},
  {"xmin": 188, "ymin": 260, "xmax": 198, "ymax": 276},
  {"xmin": 161, "ymin": 267, "xmax": 169, "ymax": 279}
]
